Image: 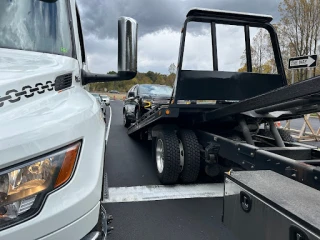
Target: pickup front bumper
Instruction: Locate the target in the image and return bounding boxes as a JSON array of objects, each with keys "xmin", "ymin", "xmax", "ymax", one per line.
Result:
[
  {"xmin": 81, "ymin": 205, "xmax": 108, "ymax": 240},
  {"xmin": 40, "ymin": 202, "xmax": 101, "ymax": 240}
]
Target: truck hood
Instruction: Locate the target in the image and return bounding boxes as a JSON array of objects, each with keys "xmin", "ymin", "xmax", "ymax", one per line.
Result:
[
  {"xmin": 0, "ymin": 48, "xmax": 87, "ymax": 168},
  {"xmin": 0, "ymin": 48, "xmax": 79, "ymax": 112}
]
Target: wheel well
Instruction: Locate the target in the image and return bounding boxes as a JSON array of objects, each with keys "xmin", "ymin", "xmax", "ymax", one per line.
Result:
[{"xmin": 151, "ymin": 124, "xmax": 179, "ymax": 138}]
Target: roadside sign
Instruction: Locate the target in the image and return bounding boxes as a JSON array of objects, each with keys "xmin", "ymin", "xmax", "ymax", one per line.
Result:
[{"xmin": 288, "ymin": 55, "xmax": 317, "ymax": 69}]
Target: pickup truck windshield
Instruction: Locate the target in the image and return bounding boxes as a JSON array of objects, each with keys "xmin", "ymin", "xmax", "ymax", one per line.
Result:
[
  {"xmin": 0, "ymin": 0, "xmax": 72, "ymax": 57},
  {"xmin": 139, "ymin": 84, "xmax": 173, "ymax": 97}
]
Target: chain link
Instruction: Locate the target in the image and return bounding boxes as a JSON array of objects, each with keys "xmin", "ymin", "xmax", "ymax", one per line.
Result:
[{"xmin": 0, "ymin": 81, "xmax": 55, "ymax": 108}]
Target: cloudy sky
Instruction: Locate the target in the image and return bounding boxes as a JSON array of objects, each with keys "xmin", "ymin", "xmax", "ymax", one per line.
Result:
[{"xmin": 77, "ymin": 0, "xmax": 281, "ymax": 74}]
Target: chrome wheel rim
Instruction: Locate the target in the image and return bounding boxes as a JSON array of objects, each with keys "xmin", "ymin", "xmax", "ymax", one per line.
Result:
[{"xmin": 156, "ymin": 139, "xmax": 164, "ymax": 173}]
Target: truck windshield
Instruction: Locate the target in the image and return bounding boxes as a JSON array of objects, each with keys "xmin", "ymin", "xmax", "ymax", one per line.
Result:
[
  {"xmin": 0, "ymin": 0, "xmax": 73, "ymax": 57},
  {"xmin": 139, "ymin": 85, "xmax": 173, "ymax": 97}
]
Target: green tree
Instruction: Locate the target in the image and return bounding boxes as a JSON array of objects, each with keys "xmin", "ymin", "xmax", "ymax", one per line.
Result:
[
  {"xmin": 87, "ymin": 70, "xmax": 176, "ymax": 93},
  {"xmin": 279, "ymin": 0, "xmax": 320, "ymax": 81},
  {"xmin": 146, "ymin": 71, "xmax": 157, "ymax": 83},
  {"xmin": 168, "ymin": 63, "xmax": 177, "ymax": 74}
]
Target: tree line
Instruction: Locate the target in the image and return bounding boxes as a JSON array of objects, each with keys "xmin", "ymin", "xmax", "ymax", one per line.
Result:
[
  {"xmin": 238, "ymin": 0, "xmax": 320, "ymax": 84},
  {"xmin": 88, "ymin": 64, "xmax": 176, "ymax": 93}
]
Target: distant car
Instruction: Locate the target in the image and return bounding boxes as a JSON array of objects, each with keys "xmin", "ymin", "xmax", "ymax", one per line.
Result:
[
  {"xmin": 123, "ymin": 84, "xmax": 173, "ymax": 127},
  {"xmin": 109, "ymin": 90, "xmax": 119, "ymax": 94},
  {"xmin": 91, "ymin": 93, "xmax": 107, "ymax": 120},
  {"xmin": 101, "ymin": 95, "xmax": 110, "ymax": 106}
]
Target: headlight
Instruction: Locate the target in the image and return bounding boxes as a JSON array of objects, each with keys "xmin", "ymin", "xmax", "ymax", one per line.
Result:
[
  {"xmin": 143, "ymin": 100, "xmax": 152, "ymax": 108},
  {"xmin": 0, "ymin": 141, "xmax": 81, "ymax": 230}
]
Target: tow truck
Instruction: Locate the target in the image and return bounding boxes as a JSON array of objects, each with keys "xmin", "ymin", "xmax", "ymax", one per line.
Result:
[
  {"xmin": 0, "ymin": 0, "xmax": 137, "ymax": 239},
  {"xmin": 128, "ymin": 8, "xmax": 320, "ymax": 239}
]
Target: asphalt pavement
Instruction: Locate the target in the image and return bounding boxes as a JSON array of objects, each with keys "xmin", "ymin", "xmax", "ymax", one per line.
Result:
[
  {"xmin": 280, "ymin": 118, "xmax": 320, "ymax": 147},
  {"xmin": 280, "ymin": 118, "xmax": 319, "ymax": 133},
  {"xmin": 102, "ymin": 100, "xmax": 237, "ymax": 240}
]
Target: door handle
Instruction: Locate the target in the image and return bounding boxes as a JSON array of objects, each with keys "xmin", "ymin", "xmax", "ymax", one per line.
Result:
[{"xmin": 240, "ymin": 191, "xmax": 252, "ymax": 213}]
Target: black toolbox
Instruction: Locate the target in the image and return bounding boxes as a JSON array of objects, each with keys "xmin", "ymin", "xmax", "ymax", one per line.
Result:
[{"xmin": 223, "ymin": 170, "xmax": 320, "ymax": 240}]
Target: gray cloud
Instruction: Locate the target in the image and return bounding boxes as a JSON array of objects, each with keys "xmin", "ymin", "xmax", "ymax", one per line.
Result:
[
  {"xmin": 77, "ymin": 0, "xmax": 181, "ymax": 39},
  {"xmin": 77, "ymin": 0, "xmax": 282, "ymax": 74},
  {"xmin": 77, "ymin": 0, "xmax": 281, "ymax": 39}
]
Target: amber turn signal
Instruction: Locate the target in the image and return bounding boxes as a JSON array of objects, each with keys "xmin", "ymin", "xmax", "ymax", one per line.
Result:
[{"xmin": 54, "ymin": 143, "xmax": 81, "ymax": 188}]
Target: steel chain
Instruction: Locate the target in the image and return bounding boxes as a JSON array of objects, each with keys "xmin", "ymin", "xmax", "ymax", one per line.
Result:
[{"xmin": 0, "ymin": 81, "xmax": 55, "ymax": 108}]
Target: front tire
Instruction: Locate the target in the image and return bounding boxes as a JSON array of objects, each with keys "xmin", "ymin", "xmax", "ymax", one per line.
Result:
[
  {"xmin": 178, "ymin": 130, "xmax": 201, "ymax": 183},
  {"xmin": 123, "ymin": 113, "xmax": 131, "ymax": 128},
  {"xmin": 155, "ymin": 131, "xmax": 181, "ymax": 184}
]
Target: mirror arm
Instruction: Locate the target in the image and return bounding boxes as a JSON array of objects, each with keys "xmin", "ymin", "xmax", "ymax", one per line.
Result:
[{"xmin": 82, "ymin": 69, "xmax": 136, "ymax": 85}]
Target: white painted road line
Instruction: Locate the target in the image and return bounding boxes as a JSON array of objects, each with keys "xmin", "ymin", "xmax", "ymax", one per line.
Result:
[
  {"xmin": 105, "ymin": 106, "xmax": 112, "ymax": 144},
  {"xmin": 102, "ymin": 183, "xmax": 224, "ymax": 203},
  {"xmin": 103, "ymin": 106, "xmax": 112, "ymax": 200}
]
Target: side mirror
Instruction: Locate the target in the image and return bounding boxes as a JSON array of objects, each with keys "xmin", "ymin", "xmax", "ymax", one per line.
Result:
[
  {"xmin": 128, "ymin": 92, "xmax": 135, "ymax": 98},
  {"xmin": 118, "ymin": 17, "xmax": 138, "ymax": 75},
  {"xmin": 82, "ymin": 17, "xmax": 138, "ymax": 84}
]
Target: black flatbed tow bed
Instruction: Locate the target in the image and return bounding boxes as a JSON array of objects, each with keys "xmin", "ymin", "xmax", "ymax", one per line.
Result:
[{"xmin": 129, "ymin": 72, "xmax": 320, "ymax": 135}]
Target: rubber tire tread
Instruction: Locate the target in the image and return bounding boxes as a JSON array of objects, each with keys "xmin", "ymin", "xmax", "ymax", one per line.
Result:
[
  {"xmin": 278, "ymin": 129, "xmax": 296, "ymax": 142},
  {"xmin": 156, "ymin": 131, "xmax": 181, "ymax": 184},
  {"xmin": 178, "ymin": 130, "xmax": 201, "ymax": 183},
  {"xmin": 124, "ymin": 116, "xmax": 131, "ymax": 128},
  {"xmin": 123, "ymin": 111, "xmax": 131, "ymax": 128},
  {"xmin": 263, "ymin": 129, "xmax": 296, "ymax": 142}
]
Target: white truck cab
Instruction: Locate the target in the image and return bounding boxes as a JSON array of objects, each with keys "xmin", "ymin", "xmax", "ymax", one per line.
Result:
[{"xmin": 0, "ymin": 0, "xmax": 138, "ymax": 239}]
